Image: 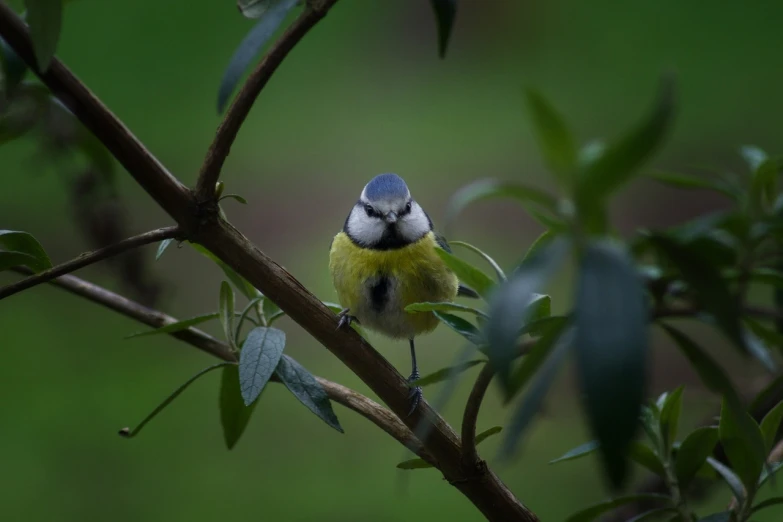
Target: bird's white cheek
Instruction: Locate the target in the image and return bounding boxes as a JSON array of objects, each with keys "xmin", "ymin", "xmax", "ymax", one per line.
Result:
[{"xmin": 347, "ymin": 211, "xmax": 385, "ymax": 245}]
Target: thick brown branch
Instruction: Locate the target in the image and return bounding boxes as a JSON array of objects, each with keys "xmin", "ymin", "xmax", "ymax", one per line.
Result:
[
  {"xmin": 461, "ymin": 363, "xmax": 495, "ymax": 467},
  {"xmin": 194, "ymin": 0, "xmax": 340, "ymax": 202},
  {"xmin": 0, "ymin": 227, "xmax": 179, "ymax": 301}
]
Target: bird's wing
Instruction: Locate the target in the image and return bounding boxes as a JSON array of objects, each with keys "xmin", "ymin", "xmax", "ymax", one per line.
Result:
[{"xmin": 434, "ymin": 233, "xmax": 480, "ymax": 299}]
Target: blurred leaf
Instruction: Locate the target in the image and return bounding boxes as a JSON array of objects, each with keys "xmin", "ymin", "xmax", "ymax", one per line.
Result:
[
  {"xmin": 433, "ymin": 311, "xmax": 484, "ymax": 345},
  {"xmin": 156, "ymin": 238, "xmax": 174, "ymax": 261},
  {"xmin": 696, "ymin": 513, "xmax": 731, "ymax": 522},
  {"xmin": 659, "ymin": 386, "xmax": 684, "ymax": 455},
  {"xmin": 448, "ymin": 240, "xmax": 506, "ymax": 281},
  {"xmin": 523, "ymin": 230, "xmax": 555, "ymax": 263},
  {"xmin": 405, "ymin": 301, "xmax": 487, "ymax": 318},
  {"xmin": 410, "ymin": 360, "xmax": 484, "ymax": 387},
  {"xmin": 219, "ymin": 281, "xmax": 236, "ymax": 349},
  {"xmin": 500, "ymin": 327, "xmax": 572, "ymax": 458},
  {"xmin": 0, "ymin": 250, "xmax": 39, "ymax": 272},
  {"xmin": 628, "ymin": 441, "xmax": 666, "ymax": 477},
  {"xmin": 396, "ymin": 458, "xmax": 434, "ymax": 470},
  {"xmin": 237, "ymin": 0, "xmax": 276, "ymax": 18},
  {"xmin": 444, "ymin": 178, "xmax": 557, "ymax": 230},
  {"xmin": 752, "ymin": 497, "xmax": 783, "ymax": 514},
  {"xmin": 525, "ymin": 88, "xmax": 577, "ymax": 187},
  {"xmin": 750, "ymin": 375, "xmax": 783, "ymax": 413},
  {"xmin": 625, "ymin": 508, "xmax": 678, "ymax": 522},
  {"xmin": 575, "ymin": 241, "xmax": 649, "ymax": 488},
  {"xmin": 486, "ymin": 238, "xmax": 569, "ymax": 391},
  {"xmin": 217, "ymin": 0, "xmax": 300, "ymax": 113},
  {"xmin": 578, "ymin": 140, "xmax": 605, "ymax": 167},
  {"xmin": 706, "ymin": 457, "xmax": 746, "ymax": 504},
  {"xmin": 639, "ymin": 405, "xmax": 660, "ymax": 448},
  {"xmin": 239, "ymin": 327, "xmax": 286, "ymax": 406},
  {"xmin": 719, "ymin": 397, "xmax": 766, "ymax": 494},
  {"xmin": 435, "ymin": 247, "xmax": 495, "ymax": 299},
  {"xmin": 648, "ymin": 171, "xmax": 736, "ymax": 199},
  {"xmin": 744, "ymin": 328, "xmax": 778, "ymax": 373},
  {"xmin": 219, "ymin": 194, "xmax": 248, "ymax": 205},
  {"xmin": 650, "ymin": 235, "xmax": 744, "ymax": 352},
  {"xmin": 191, "ymin": 243, "xmax": 260, "ymax": 299},
  {"xmin": 527, "ymin": 293, "xmax": 551, "ymax": 324},
  {"xmin": 674, "ymin": 426, "xmax": 719, "ymax": 489},
  {"xmin": 759, "ymin": 400, "xmax": 783, "ymax": 453},
  {"xmin": 549, "ymin": 440, "xmax": 599, "ymax": 464},
  {"xmin": 125, "ymin": 313, "xmax": 220, "ymax": 339},
  {"xmin": 667, "ymin": 210, "xmax": 732, "ymax": 243},
  {"xmin": 428, "ymin": 0, "xmax": 457, "ymax": 58},
  {"xmin": 564, "ymin": 494, "xmax": 670, "ymax": 522},
  {"xmin": 119, "ymin": 362, "xmax": 232, "ymax": 438},
  {"xmin": 519, "ymin": 314, "xmax": 568, "ymax": 338},
  {"xmin": 24, "ymin": 0, "xmax": 62, "ymax": 71},
  {"xmin": 219, "ymin": 365, "xmax": 257, "ymax": 449},
  {"xmin": 759, "ymin": 462, "xmax": 783, "ymax": 488},
  {"xmin": 0, "ymin": 230, "xmax": 51, "ymax": 271},
  {"xmin": 506, "ymin": 318, "xmax": 569, "ymax": 402},
  {"xmin": 475, "ymin": 426, "xmax": 502, "ymax": 445},
  {"xmin": 0, "ymin": 35, "xmax": 26, "ymax": 91},
  {"xmin": 275, "ymin": 354, "xmax": 342, "ymax": 433},
  {"xmin": 741, "ymin": 145, "xmax": 768, "ymax": 172}
]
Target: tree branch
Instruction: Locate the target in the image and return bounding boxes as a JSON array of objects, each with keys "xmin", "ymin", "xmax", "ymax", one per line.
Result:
[
  {"xmin": 461, "ymin": 363, "xmax": 495, "ymax": 468},
  {"xmin": 0, "ymin": 227, "xmax": 180, "ymax": 301},
  {"xmin": 194, "ymin": 0, "xmax": 340, "ymax": 202}
]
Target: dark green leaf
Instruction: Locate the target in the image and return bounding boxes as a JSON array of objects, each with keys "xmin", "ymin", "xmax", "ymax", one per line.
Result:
[
  {"xmin": 239, "ymin": 327, "xmax": 286, "ymax": 405},
  {"xmin": 706, "ymin": 457, "xmax": 746, "ymax": 504},
  {"xmin": 648, "ymin": 171, "xmax": 735, "ymax": 199},
  {"xmin": 0, "ymin": 35, "xmax": 27, "ymax": 91},
  {"xmin": 448, "ymin": 240, "xmax": 506, "ymax": 281},
  {"xmin": 411, "ymin": 360, "xmax": 484, "ymax": 387},
  {"xmin": 744, "ymin": 328, "xmax": 778, "ymax": 373},
  {"xmin": 639, "ymin": 405, "xmax": 660, "ymax": 448},
  {"xmin": 525, "ymin": 88, "xmax": 577, "ymax": 186},
  {"xmin": 219, "ymin": 281, "xmax": 236, "ymax": 349},
  {"xmin": 549, "ymin": 440, "xmax": 599, "ymax": 464},
  {"xmin": 487, "ymin": 238, "xmax": 569, "ymax": 391},
  {"xmin": 628, "ymin": 441, "xmax": 666, "ymax": 477},
  {"xmin": 236, "ymin": 296, "xmax": 264, "ymax": 344},
  {"xmin": 659, "ymin": 386, "xmax": 684, "ymax": 455},
  {"xmin": 396, "ymin": 458, "xmax": 434, "ymax": 470},
  {"xmin": 519, "ymin": 314, "xmax": 568, "ymax": 338},
  {"xmin": 219, "ymin": 364, "xmax": 257, "ymax": 449},
  {"xmin": 0, "ymin": 230, "xmax": 51, "ymax": 271},
  {"xmin": 475, "ymin": 426, "xmax": 502, "ymax": 445},
  {"xmin": 24, "ymin": 0, "xmax": 62, "ymax": 71},
  {"xmin": 527, "ymin": 293, "xmax": 551, "ymax": 324},
  {"xmin": 565, "ymin": 494, "xmax": 670, "ymax": 522},
  {"xmin": 625, "ymin": 508, "xmax": 678, "ymax": 522},
  {"xmin": 759, "ymin": 462, "xmax": 783, "ymax": 488},
  {"xmin": 523, "ymin": 230, "xmax": 555, "ymax": 263},
  {"xmin": 433, "ymin": 311, "xmax": 484, "ymax": 345},
  {"xmin": 751, "ymin": 497, "xmax": 783, "ymax": 514},
  {"xmin": 119, "ymin": 362, "xmax": 232, "ymax": 438},
  {"xmin": 262, "ymin": 296, "xmax": 281, "ymax": 324},
  {"xmin": 696, "ymin": 513, "xmax": 731, "ymax": 522},
  {"xmin": 219, "ymin": 194, "xmax": 248, "ymax": 205},
  {"xmin": 578, "ymin": 140, "xmax": 605, "ymax": 167},
  {"xmin": 0, "ymin": 250, "xmax": 39, "ymax": 272},
  {"xmin": 125, "ymin": 313, "xmax": 219, "ymax": 339},
  {"xmin": 405, "ymin": 301, "xmax": 487, "ymax": 317},
  {"xmin": 674, "ymin": 426, "xmax": 719, "ymax": 489},
  {"xmin": 435, "ymin": 247, "xmax": 496, "ymax": 299},
  {"xmin": 428, "ymin": 0, "xmax": 457, "ymax": 58},
  {"xmin": 217, "ymin": 0, "xmax": 300, "ymax": 113},
  {"xmin": 156, "ymin": 238, "xmax": 174, "ymax": 261},
  {"xmin": 506, "ymin": 318, "xmax": 569, "ymax": 402},
  {"xmin": 719, "ymin": 398, "xmax": 766, "ymax": 493},
  {"xmin": 191, "ymin": 243, "xmax": 260, "ymax": 299},
  {"xmin": 759, "ymin": 400, "xmax": 783, "ymax": 453},
  {"xmin": 750, "ymin": 374, "xmax": 783, "ymax": 413},
  {"xmin": 275, "ymin": 354, "xmax": 342, "ymax": 433},
  {"xmin": 575, "ymin": 241, "xmax": 649, "ymax": 488}
]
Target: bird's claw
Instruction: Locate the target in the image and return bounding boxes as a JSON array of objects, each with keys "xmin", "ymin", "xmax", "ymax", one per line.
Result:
[
  {"xmin": 407, "ymin": 370, "xmax": 422, "ymax": 416},
  {"xmin": 336, "ymin": 308, "xmax": 358, "ymax": 330}
]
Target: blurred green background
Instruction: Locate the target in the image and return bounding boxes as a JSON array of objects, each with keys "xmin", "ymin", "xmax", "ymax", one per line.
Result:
[{"xmin": 2, "ymin": 0, "xmax": 783, "ymax": 520}]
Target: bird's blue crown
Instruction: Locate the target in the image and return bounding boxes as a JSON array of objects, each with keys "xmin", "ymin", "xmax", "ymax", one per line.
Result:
[{"xmin": 363, "ymin": 173, "xmax": 409, "ymax": 202}]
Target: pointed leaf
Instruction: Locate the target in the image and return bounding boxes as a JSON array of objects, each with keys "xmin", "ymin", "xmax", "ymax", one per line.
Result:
[
  {"xmin": 239, "ymin": 327, "xmax": 286, "ymax": 405},
  {"xmin": 428, "ymin": 0, "xmax": 457, "ymax": 58},
  {"xmin": 719, "ymin": 398, "xmax": 766, "ymax": 493},
  {"xmin": 706, "ymin": 457, "xmax": 746, "ymax": 504},
  {"xmin": 575, "ymin": 241, "xmax": 649, "ymax": 488},
  {"xmin": 411, "ymin": 359, "xmax": 484, "ymax": 387},
  {"xmin": 675, "ymin": 426, "xmax": 719, "ymax": 489},
  {"xmin": 448, "ymin": 240, "xmax": 506, "ymax": 281},
  {"xmin": 219, "ymin": 281, "xmax": 236, "ymax": 349},
  {"xmin": 219, "ymin": 365, "xmax": 258, "ymax": 449},
  {"xmin": 0, "ymin": 230, "xmax": 52, "ymax": 271},
  {"xmin": 565, "ymin": 494, "xmax": 670, "ymax": 522},
  {"xmin": 24, "ymin": 0, "xmax": 63, "ymax": 71},
  {"xmin": 744, "ymin": 328, "xmax": 778, "ymax": 373},
  {"xmin": 523, "ymin": 230, "xmax": 556, "ymax": 264},
  {"xmin": 396, "ymin": 458, "xmax": 434, "ymax": 470},
  {"xmin": 549, "ymin": 440, "xmax": 599, "ymax": 464},
  {"xmin": 433, "ymin": 311, "xmax": 484, "ymax": 345},
  {"xmin": 156, "ymin": 238, "xmax": 174, "ymax": 261},
  {"xmin": 275, "ymin": 354, "xmax": 343, "ymax": 433},
  {"xmin": 474, "ymin": 426, "xmax": 502, "ymax": 445},
  {"xmin": 435, "ymin": 247, "xmax": 495, "ymax": 299},
  {"xmin": 525, "ymin": 88, "xmax": 577, "ymax": 187},
  {"xmin": 759, "ymin": 462, "xmax": 783, "ymax": 488},
  {"xmin": 0, "ymin": 251, "xmax": 39, "ymax": 272},
  {"xmin": 628, "ymin": 441, "xmax": 666, "ymax": 477},
  {"xmin": 125, "ymin": 313, "xmax": 220, "ymax": 339},
  {"xmin": 505, "ymin": 317, "xmax": 569, "ymax": 401},
  {"xmin": 752, "ymin": 497, "xmax": 783, "ymax": 514},
  {"xmin": 760, "ymin": 400, "xmax": 783, "ymax": 454},
  {"xmin": 191, "ymin": 243, "xmax": 260, "ymax": 299},
  {"xmin": 217, "ymin": 0, "xmax": 300, "ymax": 113},
  {"xmin": 659, "ymin": 386, "xmax": 684, "ymax": 455},
  {"xmin": 219, "ymin": 194, "xmax": 248, "ymax": 205},
  {"xmin": 405, "ymin": 301, "xmax": 488, "ymax": 318},
  {"xmin": 648, "ymin": 171, "xmax": 736, "ymax": 199}
]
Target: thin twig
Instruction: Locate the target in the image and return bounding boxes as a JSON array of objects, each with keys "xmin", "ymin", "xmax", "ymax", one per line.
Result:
[
  {"xmin": 461, "ymin": 364, "xmax": 495, "ymax": 467},
  {"xmin": 0, "ymin": 227, "xmax": 180, "ymax": 301},
  {"xmin": 19, "ymin": 269, "xmax": 436, "ymax": 465},
  {"xmin": 194, "ymin": 0, "xmax": 340, "ymax": 202}
]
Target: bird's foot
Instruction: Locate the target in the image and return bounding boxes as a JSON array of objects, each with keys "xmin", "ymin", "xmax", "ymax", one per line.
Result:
[
  {"xmin": 336, "ymin": 308, "xmax": 358, "ymax": 330},
  {"xmin": 407, "ymin": 370, "xmax": 422, "ymax": 416}
]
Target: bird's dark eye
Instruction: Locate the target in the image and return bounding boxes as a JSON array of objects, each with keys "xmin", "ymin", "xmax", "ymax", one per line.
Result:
[
  {"xmin": 364, "ymin": 204, "xmax": 375, "ymax": 217},
  {"xmin": 404, "ymin": 202, "xmax": 412, "ymax": 213}
]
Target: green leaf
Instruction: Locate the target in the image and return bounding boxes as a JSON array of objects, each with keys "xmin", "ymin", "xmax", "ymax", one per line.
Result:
[
  {"xmin": 0, "ymin": 250, "xmax": 39, "ymax": 272},
  {"xmin": 217, "ymin": 0, "xmax": 300, "ymax": 113},
  {"xmin": 125, "ymin": 313, "xmax": 220, "ymax": 339},
  {"xmin": 411, "ymin": 360, "xmax": 484, "ymax": 387},
  {"xmin": 448, "ymin": 240, "xmax": 506, "ymax": 281},
  {"xmin": 435, "ymin": 247, "xmax": 496, "ymax": 299},
  {"xmin": 659, "ymin": 386, "xmax": 684, "ymax": 455},
  {"xmin": 396, "ymin": 458, "xmax": 434, "ymax": 470},
  {"xmin": 741, "ymin": 145, "xmax": 768, "ymax": 172},
  {"xmin": 525, "ymin": 88, "xmax": 577, "ymax": 187},
  {"xmin": 628, "ymin": 441, "xmax": 666, "ymax": 477},
  {"xmin": 505, "ymin": 317, "xmax": 569, "ymax": 402},
  {"xmin": 24, "ymin": 0, "xmax": 63, "ymax": 71},
  {"xmin": 706, "ymin": 457, "xmax": 746, "ymax": 504},
  {"xmin": 675, "ymin": 426, "xmax": 719, "ymax": 489},
  {"xmin": 219, "ymin": 194, "xmax": 248, "ymax": 205},
  {"xmin": 743, "ymin": 328, "xmax": 778, "ymax": 373},
  {"xmin": 696, "ymin": 513, "xmax": 731, "ymax": 522},
  {"xmin": 219, "ymin": 281, "xmax": 236, "ymax": 349},
  {"xmin": 0, "ymin": 230, "xmax": 52, "ymax": 272},
  {"xmin": 444, "ymin": 178, "xmax": 558, "ymax": 230},
  {"xmin": 486, "ymin": 238, "xmax": 569, "ymax": 391},
  {"xmin": 433, "ymin": 311, "xmax": 484, "ymax": 345},
  {"xmin": 648, "ymin": 170, "xmax": 736, "ymax": 199},
  {"xmin": 119, "ymin": 362, "xmax": 232, "ymax": 438},
  {"xmin": 719, "ymin": 397, "xmax": 766, "ymax": 494},
  {"xmin": 275, "ymin": 354, "xmax": 343, "ymax": 433},
  {"xmin": 475, "ymin": 426, "xmax": 502, "ymax": 445},
  {"xmin": 575, "ymin": 241, "xmax": 649, "ymax": 488},
  {"xmin": 191, "ymin": 243, "xmax": 259, "ymax": 299},
  {"xmin": 759, "ymin": 400, "xmax": 783, "ymax": 453},
  {"xmin": 262, "ymin": 295, "xmax": 281, "ymax": 325},
  {"xmin": 405, "ymin": 301, "xmax": 488, "ymax": 318},
  {"xmin": 751, "ymin": 496, "xmax": 783, "ymax": 514},
  {"xmin": 238, "ymin": 327, "xmax": 286, "ymax": 405},
  {"xmin": 759, "ymin": 462, "xmax": 783, "ymax": 488},
  {"xmin": 523, "ymin": 230, "xmax": 555, "ymax": 263},
  {"xmin": 549, "ymin": 440, "xmax": 599, "ymax": 464},
  {"xmin": 219, "ymin": 364, "xmax": 257, "ymax": 449},
  {"xmin": 565, "ymin": 494, "xmax": 670, "ymax": 522},
  {"xmin": 750, "ymin": 374, "xmax": 783, "ymax": 413},
  {"xmin": 0, "ymin": 35, "xmax": 27, "ymax": 91},
  {"xmin": 625, "ymin": 508, "xmax": 678, "ymax": 522},
  {"xmin": 428, "ymin": 0, "xmax": 457, "ymax": 58},
  {"xmin": 156, "ymin": 238, "xmax": 174, "ymax": 261},
  {"xmin": 236, "ymin": 296, "xmax": 264, "ymax": 344},
  {"xmin": 639, "ymin": 405, "xmax": 660, "ymax": 448}
]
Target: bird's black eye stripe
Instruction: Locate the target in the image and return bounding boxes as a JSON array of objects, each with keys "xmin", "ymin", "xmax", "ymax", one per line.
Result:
[
  {"xmin": 401, "ymin": 201, "xmax": 412, "ymax": 215},
  {"xmin": 364, "ymin": 204, "xmax": 376, "ymax": 217}
]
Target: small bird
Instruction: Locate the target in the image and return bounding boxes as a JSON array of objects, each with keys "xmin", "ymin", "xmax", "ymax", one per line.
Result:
[{"xmin": 329, "ymin": 173, "xmax": 477, "ymax": 415}]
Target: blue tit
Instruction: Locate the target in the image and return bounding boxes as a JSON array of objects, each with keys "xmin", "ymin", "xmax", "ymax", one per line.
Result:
[{"xmin": 329, "ymin": 173, "xmax": 478, "ymax": 414}]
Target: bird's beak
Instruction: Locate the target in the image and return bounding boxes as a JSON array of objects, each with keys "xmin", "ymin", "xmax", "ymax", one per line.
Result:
[{"xmin": 384, "ymin": 211, "xmax": 398, "ymax": 224}]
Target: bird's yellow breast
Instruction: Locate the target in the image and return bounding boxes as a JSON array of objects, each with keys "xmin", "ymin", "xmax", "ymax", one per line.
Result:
[{"xmin": 329, "ymin": 231, "xmax": 459, "ymax": 339}]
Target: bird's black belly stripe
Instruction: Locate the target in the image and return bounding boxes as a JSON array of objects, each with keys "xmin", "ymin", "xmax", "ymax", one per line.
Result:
[{"xmin": 370, "ymin": 276, "xmax": 390, "ymax": 312}]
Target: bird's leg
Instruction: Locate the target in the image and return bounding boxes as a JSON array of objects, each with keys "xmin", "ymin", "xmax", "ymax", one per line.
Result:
[
  {"xmin": 336, "ymin": 308, "xmax": 359, "ymax": 330},
  {"xmin": 407, "ymin": 338, "xmax": 422, "ymax": 416}
]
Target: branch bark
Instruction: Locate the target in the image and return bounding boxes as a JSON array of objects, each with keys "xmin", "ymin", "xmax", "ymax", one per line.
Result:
[{"xmin": 0, "ymin": 227, "xmax": 179, "ymax": 300}]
